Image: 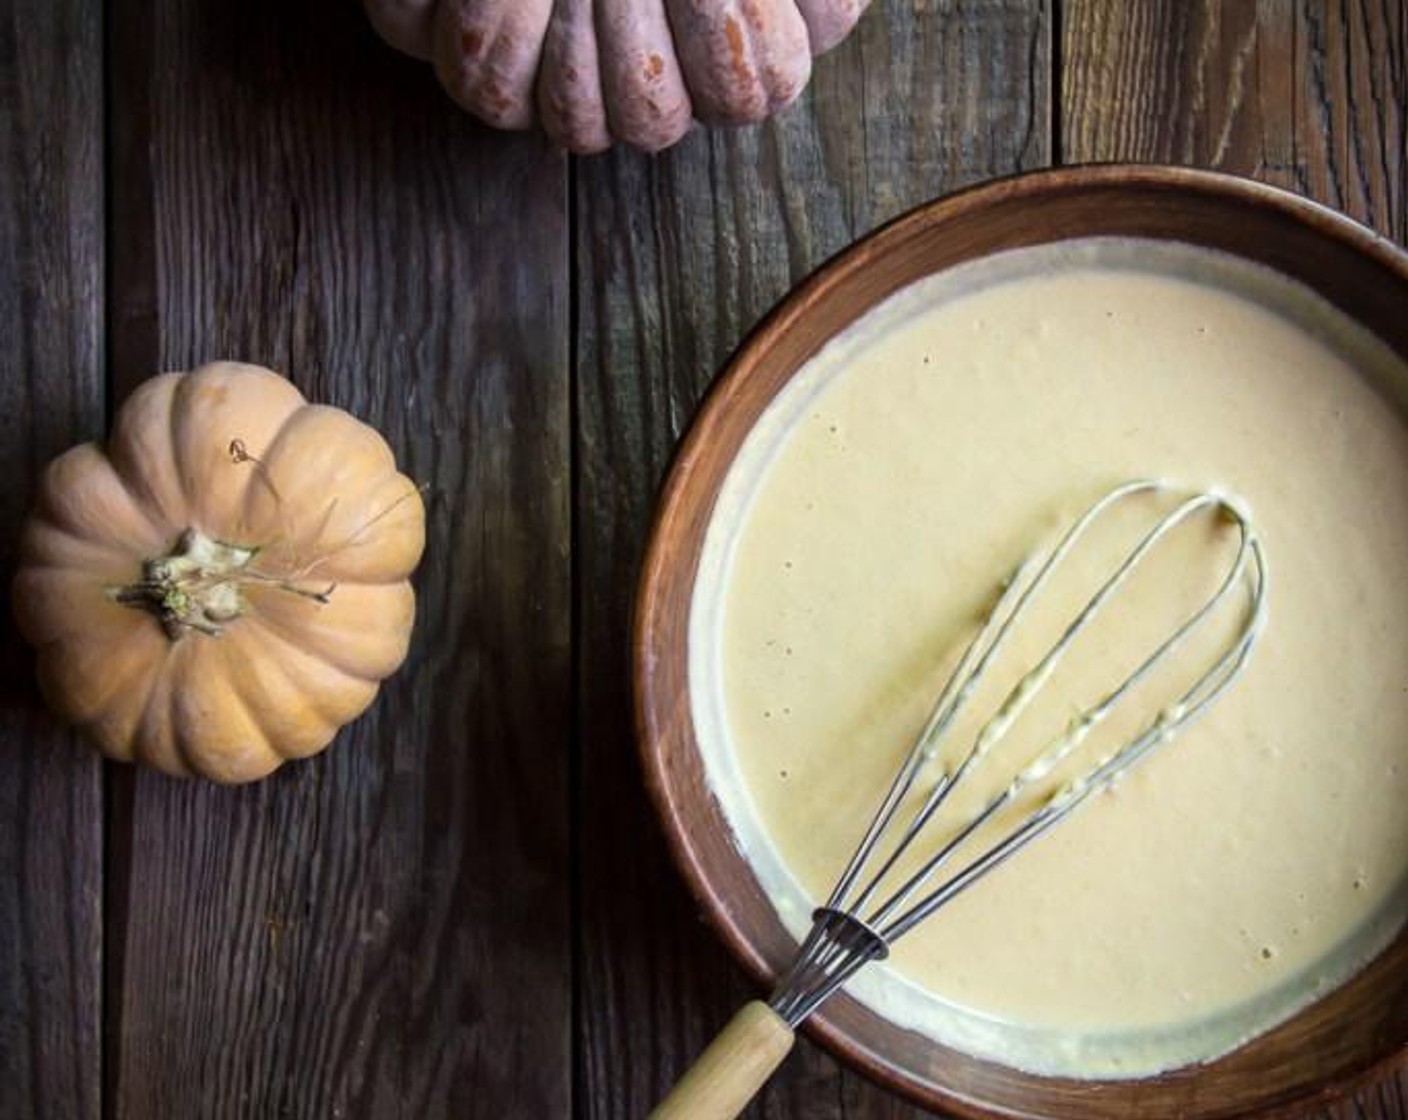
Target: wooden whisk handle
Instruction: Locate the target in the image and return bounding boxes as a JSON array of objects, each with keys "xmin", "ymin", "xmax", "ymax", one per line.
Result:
[{"xmin": 649, "ymin": 1000, "xmax": 796, "ymax": 1120}]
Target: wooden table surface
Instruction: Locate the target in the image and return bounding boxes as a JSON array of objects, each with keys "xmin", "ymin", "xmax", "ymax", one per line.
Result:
[{"xmin": 2, "ymin": 1, "xmax": 1405, "ymax": 1117}]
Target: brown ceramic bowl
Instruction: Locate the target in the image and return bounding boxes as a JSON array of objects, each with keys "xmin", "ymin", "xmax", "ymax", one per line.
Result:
[{"xmin": 634, "ymin": 165, "xmax": 1408, "ymax": 1118}]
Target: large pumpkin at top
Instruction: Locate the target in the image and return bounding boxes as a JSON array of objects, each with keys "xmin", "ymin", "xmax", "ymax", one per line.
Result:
[
  {"xmin": 363, "ymin": 0, "xmax": 873, "ymax": 152},
  {"xmin": 12, "ymin": 363, "xmax": 425, "ymax": 783}
]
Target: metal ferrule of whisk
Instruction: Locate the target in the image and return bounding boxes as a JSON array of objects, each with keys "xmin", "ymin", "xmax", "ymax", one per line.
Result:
[{"xmin": 767, "ymin": 480, "xmax": 1268, "ymax": 1029}]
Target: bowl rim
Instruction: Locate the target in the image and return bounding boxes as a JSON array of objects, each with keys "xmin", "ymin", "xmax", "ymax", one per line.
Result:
[{"xmin": 632, "ymin": 162, "xmax": 1408, "ymax": 1117}]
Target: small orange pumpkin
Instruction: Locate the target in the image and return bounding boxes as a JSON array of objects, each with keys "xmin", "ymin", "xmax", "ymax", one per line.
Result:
[{"xmin": 12, "ymin": 362, "xmax": 426, "ymax": 783}]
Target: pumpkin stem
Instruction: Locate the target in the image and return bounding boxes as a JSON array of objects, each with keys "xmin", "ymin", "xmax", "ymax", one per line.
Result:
[{"xmin": 108, "ymin": 528, "xmax": 335, "ymax": 640}]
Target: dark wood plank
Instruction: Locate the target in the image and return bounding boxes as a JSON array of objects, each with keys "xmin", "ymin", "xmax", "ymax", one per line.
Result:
[
  {"xmin": 0, "ymin": 1, "xmax": 105, "ymax": 1117},
  {"xmin": 1062, "ymin": 0, "xmax": 1405, "ymax": 242},
  {"xmin": 1062, "ymin": 2, "xmax": 1406, "ymax": 1117},
  {"xmin": 105, "ymin": 2, "xmax": 571, "ymax": 1115},
  {"xmin": 573, "ymin": 4, "xmax": 1052, "ymax": 1116}
]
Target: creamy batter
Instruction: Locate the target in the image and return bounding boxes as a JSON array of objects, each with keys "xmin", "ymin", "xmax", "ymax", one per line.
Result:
[{"xmin": 688, "ymin": 239, "xmax": 1408, "ymax": 1077}]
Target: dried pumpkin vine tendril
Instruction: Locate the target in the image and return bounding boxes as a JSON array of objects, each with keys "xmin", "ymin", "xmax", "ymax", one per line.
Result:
[{"xmin": 105, "ymin": 436, "xmax": 419, "ymax": 641}]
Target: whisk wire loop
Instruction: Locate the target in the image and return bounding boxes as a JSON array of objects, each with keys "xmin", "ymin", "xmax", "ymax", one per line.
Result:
[{"xmin": 768, "ymin": 481, "xmax": 1268, "ymax": 1028}]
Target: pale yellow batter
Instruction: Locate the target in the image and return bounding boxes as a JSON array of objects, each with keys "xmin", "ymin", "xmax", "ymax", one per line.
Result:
[{"xmin": 688, "ymin": 239, "xmax": 1408, "ymax": 1077}]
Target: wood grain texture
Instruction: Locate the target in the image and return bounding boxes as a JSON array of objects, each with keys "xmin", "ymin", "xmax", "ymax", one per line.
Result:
[
  {"xmin": 650, "ymin": 1001, "xmax": 796, "ymax": 1119},
  {"xmin": 106, "ymin": 1, "xmax": 571, "ymax": 1115},
  {"xmin": 574, "ymin": 3, "xmax": 1050, "ymax": 1117},
  {"xmin": 0, "ymin": 1, "xmax": 104, "ymax": 1117},
  {"xmin": 1061, "ymin": 2, "xmax": 1407, "ymax": 1116},
  {"xmin": 1061, "ymin": 0, "xmax": 1405, "ymax": 240}
]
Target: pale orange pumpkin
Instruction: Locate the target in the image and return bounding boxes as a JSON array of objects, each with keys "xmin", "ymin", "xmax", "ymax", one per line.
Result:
[
  {"xmin": 12, "ymin": 362, "xmax": 426, "ymax": 783},
  {"xmin": 362, "ymin": 0, "xmax": 873, "ymax": 152}
]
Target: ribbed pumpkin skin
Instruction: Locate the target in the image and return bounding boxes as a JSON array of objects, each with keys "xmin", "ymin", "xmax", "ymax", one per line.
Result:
[
  {"xmin": 12, "ymin": 363, "xmax": 426, "ymax": 783},
  {"xmin": 362, "ymin": 0, "xmax": 872, "ymax": 152}
]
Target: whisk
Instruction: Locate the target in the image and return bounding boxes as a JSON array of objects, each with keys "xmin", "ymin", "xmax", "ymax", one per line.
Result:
[{"xmin": 650, "ymin": 480, "xmax": 1268, "ymax": 1119}]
